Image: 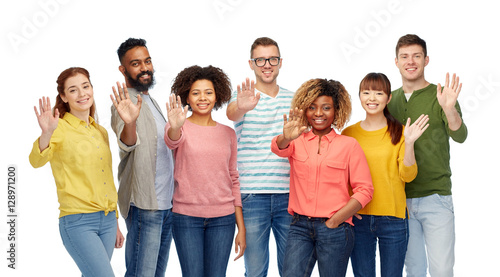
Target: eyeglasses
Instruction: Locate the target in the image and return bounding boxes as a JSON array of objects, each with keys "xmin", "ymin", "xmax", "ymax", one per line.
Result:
[{"xmin": 251, "ymin": 57, "xmax": 281, "ymax": 67}]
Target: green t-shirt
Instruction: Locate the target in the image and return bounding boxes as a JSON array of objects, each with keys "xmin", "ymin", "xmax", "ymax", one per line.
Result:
[{"xmin": 388, "ymin": 84, "xmax": 467, "ymax": 198}]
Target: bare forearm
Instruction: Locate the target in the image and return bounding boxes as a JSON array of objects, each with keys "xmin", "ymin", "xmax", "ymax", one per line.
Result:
[
  {"xmin": 235, "ymin": 206, "xmax": 245, "ymax": 232},
  {"xmin": 276, "ymin": 134, "xmax": 292, "ymax": 149},
  {"xmin": 326, "ymin": 198, "xmax": 362, "ymax": 228},
  {"xmin": 38, "ymin": 131, "xmax": 54, "ymax": 152},
  {"xmin": 226, "ymin": 102, "xmax": 248, "ymax": 121},
  {"xmin": 120, "ymin": 122, "xmax": 137, "ymax": 146},
  {"xmin": 403, "ymin": 141, "xmax": 416, "ymax": 166},
  {"xmin": 444, "ymin": 107, "xmax": 462, "ymax": 131}
]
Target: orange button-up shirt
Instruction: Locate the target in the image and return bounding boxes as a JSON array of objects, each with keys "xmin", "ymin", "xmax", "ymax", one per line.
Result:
[{"xmin": 271, "ymin": 130, "xmax": 373, "ymax": 225}]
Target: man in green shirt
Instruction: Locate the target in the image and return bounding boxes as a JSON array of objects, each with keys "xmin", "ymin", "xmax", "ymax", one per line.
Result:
[{"xmin": 388, "ymin": 34, "xmax": 467, "ymax": 277}]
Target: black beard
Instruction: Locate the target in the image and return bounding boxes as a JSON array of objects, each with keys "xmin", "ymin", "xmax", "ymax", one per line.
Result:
[{"xmin": 125, "ymin": 70, "xmax": 155, "ymax": 92}]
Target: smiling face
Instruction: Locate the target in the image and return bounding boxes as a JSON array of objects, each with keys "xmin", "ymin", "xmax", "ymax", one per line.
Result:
[
  {"xmin": 395, "ymin": 44, "xmax": 429, "ymax": 83},
  {"xmin": 187, "ymin": 79, "xmax": 216, "ymax": 117},
  {"xmin": 359, "ymin": 89, "xmax": 391, "ymax": 115},
  {"xmin": 306, "ymin": 95, "xmax": 335, "ymax": 137},
  {"xmin": 119, "ymin": 46, "xmax": 155, "ymax": 92},
  {"xmin": 61, "ymin": 73, "xmax": 94, "ymax": 116},
  {"xmin": 249, "ymin": 45, "xmax": 282, "ymax": 86}
]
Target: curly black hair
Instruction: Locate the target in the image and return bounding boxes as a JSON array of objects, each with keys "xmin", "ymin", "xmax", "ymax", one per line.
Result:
[
  {"xmin": 117, "ymin": 38, "xmax": 147, "ymax": 64},
  {"xmin": 171, "ymin": 65, "xmax": 232, "ymax": 111}
]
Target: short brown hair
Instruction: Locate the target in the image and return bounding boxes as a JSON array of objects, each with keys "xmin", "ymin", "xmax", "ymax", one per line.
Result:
[
  {"xmin": 396, "ymin": 34, "xmax": 427, "ymax": 57},
  {"xmin": 250, "ymin": 37, "xmax": 280, "ymax": 58}
]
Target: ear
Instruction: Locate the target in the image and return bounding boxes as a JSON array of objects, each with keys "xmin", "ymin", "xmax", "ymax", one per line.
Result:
[
  {"xmin": 394, "ymin": 57, "xmax": 398, "ymax": 67},
  {"xmin": 248, "ymin": 59, "xmax": 254, "ymax": 70},
  {"xmin": 61, "ymin": 94, "xmax": 68, "ymax": 103},
  {"xmin": 119, "ymin": 65, "xmax": 126, "ymax": 77},
  {"xmin": 424, "ymin": 56, "xmax": 429, "ymax": 67},
  {"xmin": 387, "ymin": 94, "xmax": 392, "ymax": 104},
  {"xmin": 278, "ymin": 57, "xmax": 283, "ymax": 69}
]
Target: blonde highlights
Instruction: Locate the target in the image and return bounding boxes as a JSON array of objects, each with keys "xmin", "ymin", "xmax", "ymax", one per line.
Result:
[{"xmin": 291, "ymin": 79, "xmax": 351, "ymax": 130}]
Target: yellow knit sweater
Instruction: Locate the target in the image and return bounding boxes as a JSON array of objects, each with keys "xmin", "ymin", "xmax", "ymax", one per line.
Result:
[{"xmin": 342, "ymin": 122, "xmax": 417, "ymax": 218}]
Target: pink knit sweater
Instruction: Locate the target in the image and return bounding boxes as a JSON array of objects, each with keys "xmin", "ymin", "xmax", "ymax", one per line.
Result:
[{"xmin": 165, "ymin": 120, "xmax": 241, "ymax": 218}]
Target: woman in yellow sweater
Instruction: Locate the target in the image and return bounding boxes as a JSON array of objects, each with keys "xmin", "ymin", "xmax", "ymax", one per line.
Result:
[
  {"xmin": 342, "ymin": 73, "xmax": 429, "ymax": 277},
  {"xmin": 29, "ymin": 67, "xmax": 134, "ymax": 276}
]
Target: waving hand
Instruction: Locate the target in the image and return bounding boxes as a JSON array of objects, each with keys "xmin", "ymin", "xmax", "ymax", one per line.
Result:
[{"xmin": 110, "ymin": 82, "xmax": 142, "ymax": 124}]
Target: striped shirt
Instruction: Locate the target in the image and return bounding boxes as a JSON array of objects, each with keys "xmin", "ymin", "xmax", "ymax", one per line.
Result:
[{"xmin": 230, "ymin": 87, "xmax": 295, "ymax": 193}]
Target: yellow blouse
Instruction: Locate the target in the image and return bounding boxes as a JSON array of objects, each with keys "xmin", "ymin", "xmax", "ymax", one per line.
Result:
[
  {"xmin": 29, "ymin": 113, "xmax": 118, "ymax": 218},
  {"xmin": 342, "ymin": 122, "xmax": 417, "ymax": 219}
]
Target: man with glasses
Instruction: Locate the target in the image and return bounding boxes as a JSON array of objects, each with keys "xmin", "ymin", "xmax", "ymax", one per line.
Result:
[{"xmin": 227, "ymin": 37, "xmax": 294, "ymax": 277}]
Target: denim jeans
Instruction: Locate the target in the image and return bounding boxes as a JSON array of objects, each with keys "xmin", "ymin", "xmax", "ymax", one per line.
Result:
[
  {"xmin": 172, "ymin": 212, "xmax": 235, "ymax": 277},
  {"xmin": 241, "ymin": 193, "xmax": 291, "ymax": 277},
  {"xmin": 124, "ymin": 206, "xmax": 173, "ymax": 277},
  {"xmin": 405, "ymin": 194, "xmax": 455, "ymax": 277},
  {"xmin": 350, "ymin": 215, "xmax": 409, "ymax": 277},
  {"xmin": 59, "ymin": 211, "xmax": 117, "ymax": 277},
  {"xmin": 282, "ymin": 214, "xmax": 354, "ymax": 277}
]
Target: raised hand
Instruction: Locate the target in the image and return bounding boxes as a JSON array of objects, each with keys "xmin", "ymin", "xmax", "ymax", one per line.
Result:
[
  {"xmin": 34, "ymin": 96, "xmax": 59, "ymax": 135},
  {"xmin": 236, "ymin": 78, "xmax": 261, "ymax": 112},
  {"xmin": 283, "ymin": 108, "xmax": 307, "ymax": 141},
  {"xmin": 166, "ymin": 94, "xmax": 188, "ymax": 131},
  {"xmin": 404, "ymin": 114, "xmax": 430, "ymax": 144},
  {"xmin": 437, "ymin": 73, "xmax": 462, "ymax": 112},
  {"xmin": 110, "ymin": 82, "xmax": 142, "ymax": 124}
]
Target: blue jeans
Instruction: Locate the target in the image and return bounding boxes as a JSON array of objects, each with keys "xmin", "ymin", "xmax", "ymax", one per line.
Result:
[
  {"xmin": 241, "ymin": 193, "xmax": 291, "ymax": 277},
  {"xmin": 172, "ymin": 212, "xmax": 236, "ymax": 277},
  {"xmin": 124, "ymin": 206, "xmax": 173, "ymax": 277},
  {"xmin": 282, "ymin": 214, "xmax": 354, "ymax": 277},
  {"xmin": 405, "ymin": 194, "xmax": 455, "ymax": 277},
  {"xmin": 350, "ymin": 215, "xmax": 409, "ymax": 277},
  {"xmin": 59, "ymin": 211, "xmax": 117, "ymax": 277}
]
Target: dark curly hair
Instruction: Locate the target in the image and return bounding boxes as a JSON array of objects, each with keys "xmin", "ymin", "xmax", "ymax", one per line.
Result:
[
  {"xmin": 291, "ymin": 78, "xmax": 351, "ymax": 130},
  {"xmin": 171, "ymin": 65, "xmax": 232, "ymax": 111},
  {"xmin": 117, "ymin": 38, "xmax": 147, "ymax": 64}
]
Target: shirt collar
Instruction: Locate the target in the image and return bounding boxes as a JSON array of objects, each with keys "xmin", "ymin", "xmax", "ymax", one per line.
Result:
[
  {"xmin": 303, "ymin": 128, "xmax": 338, "ymax": 142},
  {"xmin": 63, "ymin": 112, "xmax": 97, "ymax": 128}
]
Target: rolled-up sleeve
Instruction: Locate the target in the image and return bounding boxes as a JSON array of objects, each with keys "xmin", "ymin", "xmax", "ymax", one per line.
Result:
[
  {"xmin": 111, "ymin": 105, "xmax": 140, "ymax": 152},
  {"xmin": 348, "ymin": 142, "xmax": 374, "ymax": 208},
  {"xmin": 271, "ymin": 135, "xmax": 294, "ymax": 157}
]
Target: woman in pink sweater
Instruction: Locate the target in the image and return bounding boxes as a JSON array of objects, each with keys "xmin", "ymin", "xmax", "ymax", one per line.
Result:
[{"xmin": 164, "ymin": 65, "xmax": 245, "ymax": 277}]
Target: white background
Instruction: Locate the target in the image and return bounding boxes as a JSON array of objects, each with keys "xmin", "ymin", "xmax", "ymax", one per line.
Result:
[{"xmin": 1, "ymin": 0, "xmax": 498, "ymax": 276}]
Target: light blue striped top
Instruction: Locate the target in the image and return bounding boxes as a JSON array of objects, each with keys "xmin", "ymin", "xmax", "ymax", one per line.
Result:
[{"xmin": 231, "ymin": 87, "xmax": 295, "ymax": 193}]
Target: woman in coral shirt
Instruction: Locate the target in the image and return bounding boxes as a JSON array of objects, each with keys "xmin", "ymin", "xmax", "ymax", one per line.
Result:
[{"xmin": 271, "ymin": 78, "xmax": 373, "ymax": 277}]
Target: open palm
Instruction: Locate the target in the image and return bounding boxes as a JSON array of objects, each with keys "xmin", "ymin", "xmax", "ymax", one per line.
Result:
[
  {"xmin": 34, "ymin": 96, "xmax": 59, "ymax": 134},
  {"xmin": 111, "ymin": 82, "xmax": 142, "ymax": 124},
  {"xmin": 404, "ymin": 114, "xmax": 430, "ymax": 144},
  {"xmin": 283, "ymin": 108, "xmax": 307, "ymax": 141},
  {"xmin": 237, "ymin": 78, "xmax": 261, "ymax": 112},
  {"xmin": 166, "ymin": 94, "xmax": 188, "ymax": 130},
  {"xmin": 437, "ymin": 73, "xmax": 462, "ymax": 112}
]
